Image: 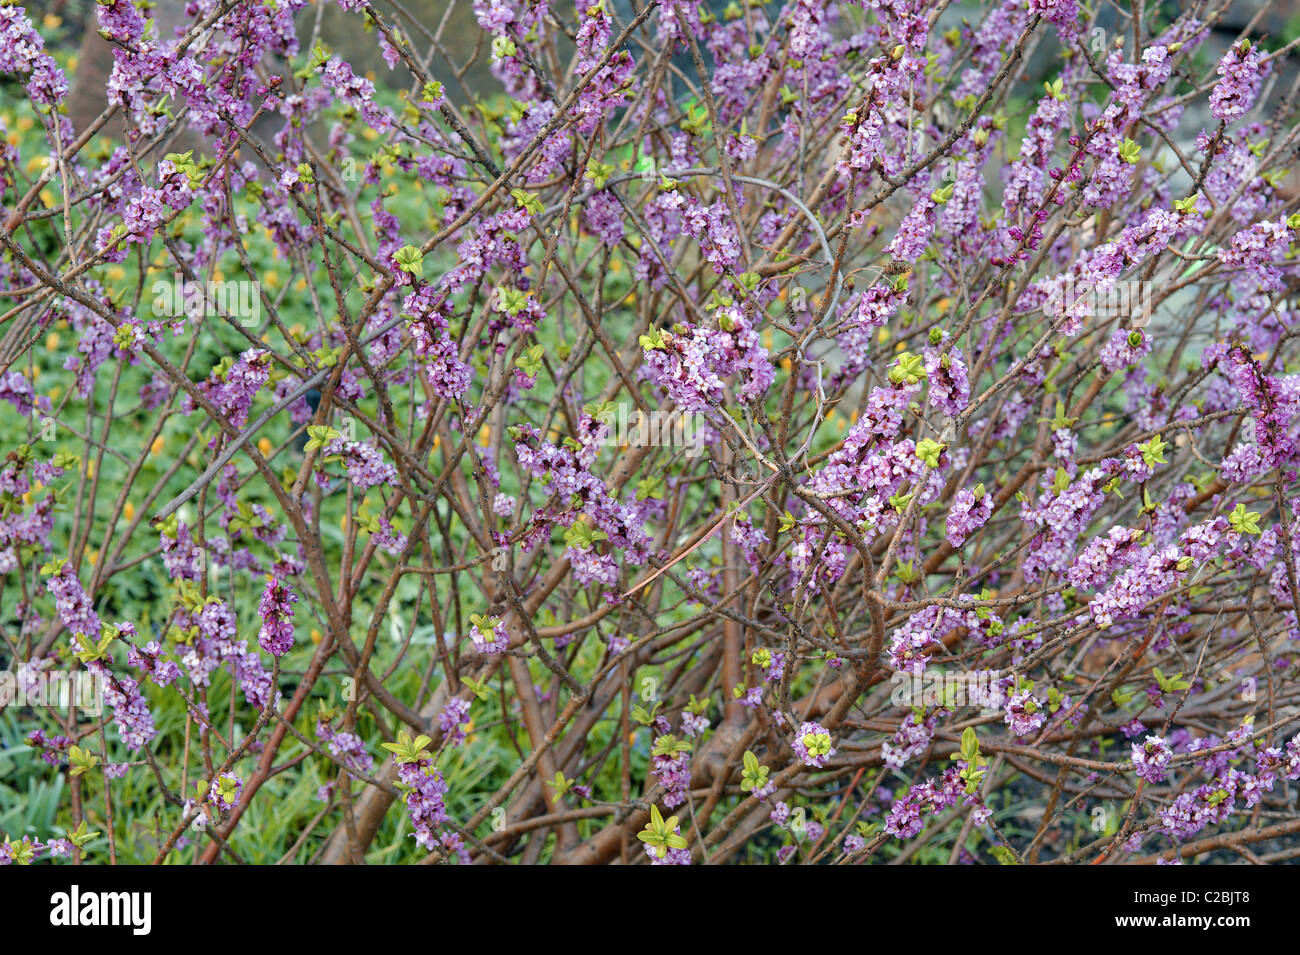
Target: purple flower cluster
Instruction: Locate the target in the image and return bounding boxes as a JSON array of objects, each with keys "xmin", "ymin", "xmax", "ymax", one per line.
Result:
[
  {"xmin": 45, "ymin": 563, "xmax": 101, "ymax": 639},
  {"xmin": 437, "ymin": 697, "xmax": 471, "ymax": 747},
  {"xmin": 1210, "ymin": 41, "xmax": 1265, "ymax": 122},
  {"xmin": 792, "ymin": 721, "xmax": 835, "ymax": 768},
  {"xmin": 924, "ymin": 343, "xmax": 970, "ymax": 416},
  {"xmin": 651, "ymin": 733, "xmax": 692, "ymax": 809},
  {"xmin": 468, "ymin": 617, "xmax": 509, "ymax": 655},
  {"xmin": 256, "ymin": 579, "xmax": 297, "ymax": 657},
  {"xmin": 641, "ymin": 307, "xmax": 774, "ymax": 412},
  {"xmin": 325, "ymin": 439, "xmax": 398, "ymax": 489},
  {"xmin": 208, "ymin": 772, "xmax": 244, "ymax": 810},
  {"xmin": 1132, "ymin": 735, "xmax": 1173, "ymax": 783},
  {"xmin": 0, "ymin": 4, "xmax": 68, "ymax": 107},
  {"xmin": 1003, "ymin": 686, "xmax": 1045, "ymax": 737},
  {"xmin": 316, "ymin": 719, "xmax": 375, "ymax": 777},
  {"xmin": 945, "ymin": 486, "xmax": 992, "ymax": 548},
  {"xmin": 395, "ymin": 756, "xmax": 451, "ymax": 852},
  {"xmin": 183, "ymin": 349, "xmax": 272, "ymax": 435},
  {"xmin": 885, "ymin": 766, "xmax": 990, "ymax": 839},
  {"xmin": 91, "ymin": 657, "xmax": 157, "ymax": 752}
]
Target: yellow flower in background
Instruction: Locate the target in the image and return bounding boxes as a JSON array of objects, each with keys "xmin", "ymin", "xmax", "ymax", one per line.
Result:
[
  {"xmin": 124, "ymin": 502, "xmax": 135, "ymax": 521},
  {"xmin": 45, "ymin": 332, "xmax": 59, "ymax": 351},
  {"xmin": 150, "ymin": 436, "xmax": 165, "ymax": 456},
  {"xmin": 258, "ymin": 438, "xmax": 273, "ymax": 456}
]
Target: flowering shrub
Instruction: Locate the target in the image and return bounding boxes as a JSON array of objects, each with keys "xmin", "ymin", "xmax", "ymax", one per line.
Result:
[{"xmin": 1, "ymin": 0, "xmax": 1300, "ymax": 866}]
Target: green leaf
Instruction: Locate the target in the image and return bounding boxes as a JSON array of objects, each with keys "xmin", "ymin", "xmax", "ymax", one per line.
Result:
[
  {"xmin": 651, "ymin": 735, "xmax": 692, "ymax": 757},
  {"xmin": 40, "ymin": 557, "xmax": 68, "ymax": 576},
  {"xmin": 492, "ymin": 35, "xmax": 517, "ymax": 59},
  {"xmin": 67, "ymin": 819, "xmax": 99, "ymax": 848},
  {"xmin": 1229, "ymin": 502, "xmax": 1261, "ymax": 535},
  {"xmin": 548, "ymin": 771, "xmax": 572, "ymax": 797},
  {"xmin": 563, "ymin": 519, "xmax": 608, "ymax": 551},
  {"xmin": 585, "ymin": 159, "xmax": 615, "ymax": 189},
  {"xmin": 888, "ymin": 352, "xmax": 927, "ymax": 386},
  {"xmin": 381, "ymin": 730, "xmax": 433, "ymax": 764},
  {"xmin": 893, "ymin": 559, "xmax": 920, "ymax": 585},
  {"xmin": 515, "ymin": 343, "xmax": 545, "ymax": 378},
  {"xmin": 990, "ymin": 844, "xmax": 1019, "ymax": 865},
  {"xmin": 1045, "ymin": 400, "xmax": 1077, "ymax": 431},
  {"xmin": 1139, "ymin": 434, "xmax": 1169, "ymax": 468},
  {"xmin": 393, "ymin": 245, "xmax": 424, "ymax": 277},
  {"xmin": 639, "ymin": 325, "xmax": 667, "ymax": 351},
  {"xmin": 68, "ymin": 745, "xmax": 101, "ymax": 778},
  {"xmin": 636, "ymin": 475, "xmax": 666, "ymax": 501},
  {"xmin": 637, "ymin": 804, "xmax": 685, "ymax": 859},
  {"xmin": 630, "ymin": 701, "xmax": 662, "ymax": 726},
  {"xmin": 303, "ymin": 424, "xmax": 342, "ymax": 454},
  {"xmin": 495, "ymin": 286, "xmax": 529, "ymax": 317},
  {"xmin": 889, "ymin": 491, "xmax": 915, "ymax": 511},
  {"xmin": 915, "ymin": 438, "xmax": 945, "ymax": 468},
  {"xmin": 1153, "ymin": 667, "xmax": 1191, "ymax": 693},
  {"xmin": 509, "ymin": 187, "xmax": 544, "ymax": 216}
]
